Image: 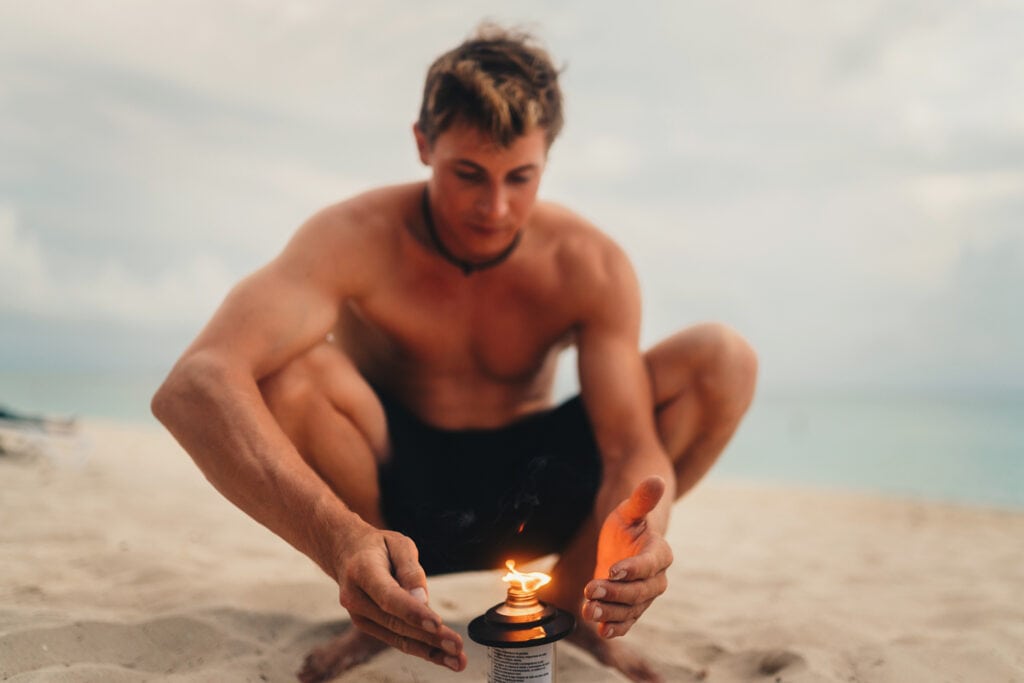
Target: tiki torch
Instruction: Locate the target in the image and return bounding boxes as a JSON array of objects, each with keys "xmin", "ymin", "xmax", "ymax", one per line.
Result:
[{"xmin": 469, "ymin": 560, "xmax": 575, "ymax": 682}]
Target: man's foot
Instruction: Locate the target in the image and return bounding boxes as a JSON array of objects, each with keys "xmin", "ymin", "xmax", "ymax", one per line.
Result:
[
  {"xmin": 297, "ymin": 627, "xmax": 388, "ymax": 683},
  {"xmin": 567, "ymin": 622, "xmax": 664, "ymax": 683}
]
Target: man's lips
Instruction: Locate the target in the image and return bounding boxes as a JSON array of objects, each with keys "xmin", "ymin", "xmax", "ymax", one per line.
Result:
[{"xmin": 468, "ymin": 223, "xmax": 504, "ymax": 236}]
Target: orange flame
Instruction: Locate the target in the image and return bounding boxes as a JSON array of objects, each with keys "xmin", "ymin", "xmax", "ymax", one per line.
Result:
[{"xmin": 502, "ymin": 560, "xmax": 552, "ymax": 593}]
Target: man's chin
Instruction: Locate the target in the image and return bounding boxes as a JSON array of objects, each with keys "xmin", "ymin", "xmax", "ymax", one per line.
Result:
[{"xmin": 465, "ymin": 230, "xmax": 520, "ymax": 256}]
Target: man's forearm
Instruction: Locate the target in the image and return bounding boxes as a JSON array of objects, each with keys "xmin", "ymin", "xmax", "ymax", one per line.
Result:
[{"xmin": 152, "ymin": 352, "xmax": 366, "ymax": 579}]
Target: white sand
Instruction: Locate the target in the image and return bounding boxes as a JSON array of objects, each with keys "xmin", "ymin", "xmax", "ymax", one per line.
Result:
[{"xmin": 2, "ymin": 420, "xmax": 1022, "ymax": 682}]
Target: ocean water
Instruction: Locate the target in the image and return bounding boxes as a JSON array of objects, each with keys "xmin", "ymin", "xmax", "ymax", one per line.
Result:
[
  {"xmin": 0, "ymin": 371, "xmax": 165, "ymax": 425},
  {"xmin": 2, "ymin": 372, "xmax": 1021, "ymax": 510},
  {"xmin": 719, "ymin": 390, "xmax": 1024, "ymax": 510}
]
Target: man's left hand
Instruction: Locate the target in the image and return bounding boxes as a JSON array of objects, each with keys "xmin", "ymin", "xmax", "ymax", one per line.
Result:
[{"xmin": 583, "ymin": 476, "xmax": 673, "ymax": 638}]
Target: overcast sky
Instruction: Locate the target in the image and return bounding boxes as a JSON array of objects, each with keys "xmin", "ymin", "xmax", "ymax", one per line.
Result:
[{"xmin": 1, "ymin": 0, "xmax": 1022, "ymax": 393}]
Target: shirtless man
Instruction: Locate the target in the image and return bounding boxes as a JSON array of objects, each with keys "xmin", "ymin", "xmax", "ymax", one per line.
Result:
[{"xmin": 152, "ymin": 26, "xmax": 757, "ymax": 683}]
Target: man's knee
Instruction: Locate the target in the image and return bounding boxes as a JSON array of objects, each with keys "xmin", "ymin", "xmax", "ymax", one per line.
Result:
[
  {"xmin": 697, "ymin": 323, "xmax": 758, "ymax": 415},
  {"xmin": 260, "ymin": 356, "xmax": 319, "ymax": 438},
  {"xmin": 653, "ymin": 322, "xmax": 757, "ymax": 411},
  {"xmin": 261, "ymin": 344, "xmax": 389, "ymax": 460}
]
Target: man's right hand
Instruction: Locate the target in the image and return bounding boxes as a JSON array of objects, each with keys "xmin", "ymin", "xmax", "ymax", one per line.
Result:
[{"xmin": 335, "ymin": 525, "xmax": 467, "ymax": 672}]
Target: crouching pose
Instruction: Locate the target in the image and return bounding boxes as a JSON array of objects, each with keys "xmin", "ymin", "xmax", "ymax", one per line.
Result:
[{"xmin": 153, "ymin": 25, "xmax": 757, "ymax": 683}]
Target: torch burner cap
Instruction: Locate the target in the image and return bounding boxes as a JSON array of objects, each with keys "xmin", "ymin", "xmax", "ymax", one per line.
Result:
[
  {"xmin": 469, "ymin": 596, "xmax": 575, "ymax": 648},
  {"xmin": 469, "ymin": 561, "xmax": 575, "ymax": 648}
]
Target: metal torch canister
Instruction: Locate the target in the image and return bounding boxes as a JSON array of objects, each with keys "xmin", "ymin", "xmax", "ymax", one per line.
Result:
[{"xmin": 468, "ymin": 579, "xmax": 575, "ymax": 683}]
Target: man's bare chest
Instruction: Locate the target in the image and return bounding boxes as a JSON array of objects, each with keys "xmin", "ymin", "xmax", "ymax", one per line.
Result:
[{"xmin": 340, "ymin": 276, "xmax": 573, "ymax": 382}]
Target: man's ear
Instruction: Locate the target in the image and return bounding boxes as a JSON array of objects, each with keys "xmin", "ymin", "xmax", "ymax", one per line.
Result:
[{"xmin": 412, "ymin": 123, "xmax": 431, "ymax": 165}]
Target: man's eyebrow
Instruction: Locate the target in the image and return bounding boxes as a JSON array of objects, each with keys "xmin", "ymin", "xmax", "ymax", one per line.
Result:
[
  {"xmin": 508, "ymin": 163, "xmax": 539, "ymax": 174},
  {"xmin": 454, "ymin": 159, "xmax": 539, "ymax": 174}
]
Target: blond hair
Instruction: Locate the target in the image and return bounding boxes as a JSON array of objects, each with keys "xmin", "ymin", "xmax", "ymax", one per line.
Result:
[{"xmin": 417, "ymin": 24, "xmax": 564, "ymax": 148}]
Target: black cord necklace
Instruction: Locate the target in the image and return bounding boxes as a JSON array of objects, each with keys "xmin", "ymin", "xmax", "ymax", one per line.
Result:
[{"xmin": 421, "ymin": 187, "xmax": 521, "ymax": 276}]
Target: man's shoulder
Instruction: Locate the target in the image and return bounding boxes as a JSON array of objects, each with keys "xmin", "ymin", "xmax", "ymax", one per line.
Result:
[
  {"xmin": 532, "ymin": 200, "xmax": 604, "ymax": 238},
  {"xmin": 300, "ymin": 183, "xmax": 417, "ymax": 243},
  {"xmin": 530, "ymin": 200, "xmax": 633, "ymax": 279},
  {"xmin": 271, "ymin": 183, "xmax": 418, "ymax": 295}
]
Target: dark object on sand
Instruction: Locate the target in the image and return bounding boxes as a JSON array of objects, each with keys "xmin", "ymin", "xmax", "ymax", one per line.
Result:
[{"xmin": 0, "ymin": 405, "xmax": 77, "ymax": 456}]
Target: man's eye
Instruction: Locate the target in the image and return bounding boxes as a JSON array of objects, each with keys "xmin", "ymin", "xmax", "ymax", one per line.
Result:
[
  {"xmin": 456, "ymin": 170, "xmax": 483, "ymax": 181},
  {"xmin": 508, "ymin": 175, "xmax": 531, "ymax": 185}
]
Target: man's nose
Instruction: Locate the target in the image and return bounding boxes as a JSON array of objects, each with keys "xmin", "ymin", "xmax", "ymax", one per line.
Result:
[{"xmin": 476, "ymin": 185, "xmax": 509, "ymax": 223}]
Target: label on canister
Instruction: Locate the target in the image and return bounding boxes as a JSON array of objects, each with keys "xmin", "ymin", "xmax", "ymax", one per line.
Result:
[{"xmin": 487, "ymin": 644, "xmax": 555, "ymax": 683}]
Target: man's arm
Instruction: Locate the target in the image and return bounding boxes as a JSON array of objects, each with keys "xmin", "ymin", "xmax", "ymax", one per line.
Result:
[
  {"xmin": 151, "ymin": 206, "xmax": 465, "ymax": 671},
  {"xmin": 575, "ymin": 240, "xmax": 676, "ymax": 638},
  {"xmin": 154, "ymin": 219, "xmax": 350, "ymax": 568}
]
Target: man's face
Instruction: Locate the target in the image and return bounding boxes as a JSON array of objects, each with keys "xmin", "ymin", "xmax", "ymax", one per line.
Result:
[{"xmin": 416, "ymin": 122, "xmax": 548, "ymax": 261}]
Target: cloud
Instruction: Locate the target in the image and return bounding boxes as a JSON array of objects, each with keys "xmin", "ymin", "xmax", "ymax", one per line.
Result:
[
  {"xmin": 0, "ymin": 203, "xmax": 49, "ymax": 308},
  {"xmin": 0, "ymin": 51, "xmax": 386, "ymax": 318},
  {"xmin": 907, "ymin": 171, "xmax": 1024, "ymax": 224},
  {"xmin": 554, "ymin": 133, "xmax": 642, "ymax": 184},
  {"xmin": 0, "ymin": 203, "xmax": 234, "ymax": 325},
  {"xmin": 1, "ymin": 1, "xmax": 1022, "ymax": 388}
]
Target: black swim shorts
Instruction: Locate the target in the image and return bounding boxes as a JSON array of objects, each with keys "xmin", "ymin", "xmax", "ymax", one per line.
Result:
[{"xmin": 376, "ymin": 390, "xmax": 603, "ymax": 576}]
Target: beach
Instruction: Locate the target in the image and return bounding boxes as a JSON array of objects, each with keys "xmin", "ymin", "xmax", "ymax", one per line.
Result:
[{"xmin": 2, "ymin": 420, "xmax": 1022, "ymax": 682}]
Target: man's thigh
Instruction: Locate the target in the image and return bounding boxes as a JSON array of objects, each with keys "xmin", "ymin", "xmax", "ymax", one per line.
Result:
[
  {"xmin": 261, "ymin": 342, "xmax": 387, "ymax": 456},
  {"xmin": 260, "ymin": 341, "xmax": 389, "ymax": 526}
]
